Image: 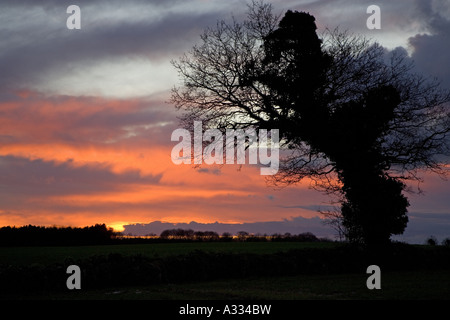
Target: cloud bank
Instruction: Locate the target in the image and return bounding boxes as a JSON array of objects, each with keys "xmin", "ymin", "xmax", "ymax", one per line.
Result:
[{"xmin": 123, "ymin": 216, "xmax": 335, "ymax": 238}]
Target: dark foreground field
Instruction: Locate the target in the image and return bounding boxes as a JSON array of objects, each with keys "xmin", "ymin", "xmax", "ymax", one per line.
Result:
[{"xmin": 1, "ymin": 241, "xmax": 450, "ymax": 300}]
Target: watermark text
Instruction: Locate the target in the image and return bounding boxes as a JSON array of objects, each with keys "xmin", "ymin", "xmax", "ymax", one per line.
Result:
[{"xmin": 171, "ymin": 121, "xmax": 279, "ymax": 175}]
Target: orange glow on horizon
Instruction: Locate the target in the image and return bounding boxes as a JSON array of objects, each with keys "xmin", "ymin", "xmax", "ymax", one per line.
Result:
[{"xmin": 0, "ymin": 91, "xmax": 343, "ymax": 230}]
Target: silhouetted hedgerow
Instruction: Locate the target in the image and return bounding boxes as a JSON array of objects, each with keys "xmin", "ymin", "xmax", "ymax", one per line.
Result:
[
  {"xmin": 0, "ymin": 225, "xmax": 328, "ymax": 246},
  {"xmin": 0, "ymin": 224, "xmax": 117, "ymax": 246}
]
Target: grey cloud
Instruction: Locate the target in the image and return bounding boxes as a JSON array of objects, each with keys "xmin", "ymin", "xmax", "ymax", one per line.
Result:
[
  {"xmin": 0, "ymin": 155, "xmax": 162, "ymax": 197},
  {"xmin": 393, "ymin": 212, "xmax": 450, "ymax": 244},
  {"xmin": 0, "ymin": 93, "xmax": 178, "ymax": 146},
  {"xmin": 0, "ymin": 0, "xmax": 188, "ymax": 10},
  {"xmin": 0, "ymin": 1, "xmax": 230, "ymax": 92},
  {"xmin": 4, "ymin": 0, "xmax": 448, "ymax": 95},
  {"xmin": 299, "ymin": 0, "xmax": 450, "ymax": 97},
  {"xmin": 408, "ymin": 0, "xmax": 450, "ymax": 89},
  {"xmin": 196, "ymin": 167, "xmax": 222, "ymax": 175}
]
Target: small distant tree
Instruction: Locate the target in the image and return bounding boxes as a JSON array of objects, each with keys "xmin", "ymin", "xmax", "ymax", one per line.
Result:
[
  {"xmin": 204, "ymin": 231, "xmax": 220, "ymax": 240},
  {"xmin": 297, "ymin": 232, "xmax": 319, "ymax": 242},
  {"xmin": 221, "ymin": 232, "xmax": 233, "ymax": 241},
  {"xmin": 237, "ymin": 231, "xmax": 249, "ymax": 241},
  {"xmin": 160, "ymin": 228, "xmax": 195, "ymax": 239},
  {"xmin": 194, "ymin": 231, "xmax": 219, "ymax": 240},
  {"xmin": 442, "ymin": 238, "xmax": 450, "ymax": 247},
  {"xmin": 183, "ymin": 229, "xmax": 195, "ymax": 239},
  {"xmin": 145, "ymin": 232, "xmax": 157, "ymax": 237},
  {"xmin": 426, "ymin": 236, "xmax": 438, "ymax": 246},
  {"xmin": 160, "ymin": 229, "xmax": 174, "ymax": 239}
]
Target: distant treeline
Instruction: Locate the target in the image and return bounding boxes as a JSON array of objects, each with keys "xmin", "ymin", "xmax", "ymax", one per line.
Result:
[
  {"xmin": 0, "ymin": 225, "xmax": 327, "ymax": 246},
  {"xmin": 158, "ymin": 228, "xmax": 322, "ymax": 242},
  {"xmin": 0, "ymin": 224, "xmax": 116, "ymax": 246}
]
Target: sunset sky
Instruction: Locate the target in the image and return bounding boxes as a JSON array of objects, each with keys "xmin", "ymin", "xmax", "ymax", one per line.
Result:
[{"xmin": 1, "ymin": 0, "xmax": 449, "ymax": 243}]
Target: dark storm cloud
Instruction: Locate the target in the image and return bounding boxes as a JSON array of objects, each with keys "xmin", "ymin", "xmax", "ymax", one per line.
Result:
[
  {"xmin": 3, "ymin": 0, "xmax": 449, "ymax": 94},
  {"xmin": 0, "ymin": 0, "xmax": 228, "ymax": 93},
  {"xmin": 0, "ymin": 0, "xmax": 185, "ymax": 7},
  {"xmin": 408, "ymin": 0, "xmax": 450, "ymax": 89}
]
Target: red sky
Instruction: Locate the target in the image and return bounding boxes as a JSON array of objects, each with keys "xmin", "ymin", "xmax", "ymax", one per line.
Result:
[{"xmin": 0, "ymin": 91, "xmax": 330, "ymax": 232}]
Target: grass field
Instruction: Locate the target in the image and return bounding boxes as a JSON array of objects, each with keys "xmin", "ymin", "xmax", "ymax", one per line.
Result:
[
  {"xmin": 0, "ymin": 241, "xmax": 335, "ymax": 266},
  {"xmin": 9, "ymin": 269, "xmax": 450, "ymax": 300},
  {"xmin": 1, "ymin": 241, "xmax": 450, "ymax": 300}
]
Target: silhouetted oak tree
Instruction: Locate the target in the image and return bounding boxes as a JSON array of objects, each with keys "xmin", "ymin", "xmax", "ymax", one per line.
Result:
[{"xmin": 171, "ymin": 1, "xmax": 450, "ymax": 247}]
